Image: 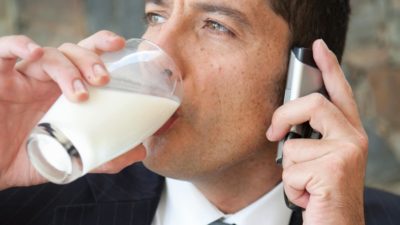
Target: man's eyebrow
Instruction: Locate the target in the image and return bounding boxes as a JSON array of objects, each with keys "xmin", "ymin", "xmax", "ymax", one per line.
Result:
[{"xmin": 191, "ymin": 2, "xmax": 251, "ymax": 27}]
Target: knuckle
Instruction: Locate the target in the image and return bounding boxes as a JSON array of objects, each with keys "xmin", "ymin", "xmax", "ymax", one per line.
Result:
[
  {"xmin": 309, "ymin": 93, "xmax": 329, "ymax": 120},
  {"xmin": 282, "ymin": 169, "xmax": 289, "ymax": 182},
  {"xmin": 96, "ymin": 30, "xmax": 116, "ymax": 38},
  {"xmin": 310, "ymin": 93, "xmax": 327, "ymax": 109},
  {"xmin": 341, "ymin": 139, "xmax": 364, "ymax": 157},
  {"xmin": 12, "ymin": 35, "xmax": 31, "ymax": 44},
  {"xmin": 356, "ymin": 133, "xmax": 369, "ymax": 153},
  {"xmin": 347, "ymin": 139, "xmax": 368, "ymax": 164},
  {"xmin": 63, "ymin": 66, "xmax": 80, "ymax": 78},
  {"xmin": 40, "ymin": 47, "xmax": 61, "ymax": 62},
  {"xmin": 47, "ymin": 64, "xmax": 79, "ymax": 82},
  {"xmin": 83, "ymin": 51, "xmax": 101, "ymax": 62},
  {"xmin": 339, "ymin": 140, "xmax": 357, "ymax": 152},
  {"xmin": 58, "ymin": 42, "xmax": 76, "ymax": 51},
  {"xmin": 42, "ymin": 48, "xmax": 62, "ymax": 60},
  {"xmin": 282, "ymin": 139, "xmax": 295, "ymax": 158},
  {"xmin": 327, "ymin": 155, "xmax": 347, "ymax": 177},
  {"xmin": 42, "ymin": 46, "xmax": 57, "ymax": 53},
  {"xmin": 316, "ymin": 188, "xmax": 333, "ymax": 202}
]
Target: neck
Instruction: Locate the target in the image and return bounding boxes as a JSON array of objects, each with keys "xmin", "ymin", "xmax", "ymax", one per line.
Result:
[{"xmin": 191, "ymin": 145, "xmax": 282, "ymax": 214}]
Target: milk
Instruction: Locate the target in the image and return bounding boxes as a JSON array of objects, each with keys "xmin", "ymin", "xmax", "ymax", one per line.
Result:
[{"xmin": 38, "ymin": 87, "xmax": 179, "ymax": 174}]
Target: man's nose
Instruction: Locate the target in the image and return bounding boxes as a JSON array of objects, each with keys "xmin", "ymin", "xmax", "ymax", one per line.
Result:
[
  {"xmin": 143, "ymin": 21, "xmax": 185, "ymax": 75},
  {"xmin": 153, "ymin": 28, "xmax": 180, "ymax": 55}
]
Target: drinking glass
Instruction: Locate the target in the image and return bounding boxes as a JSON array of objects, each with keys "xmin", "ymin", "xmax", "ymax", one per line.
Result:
[{"xmin": 26, "ymin": 38, "xmax": 183, "ymax": 184}]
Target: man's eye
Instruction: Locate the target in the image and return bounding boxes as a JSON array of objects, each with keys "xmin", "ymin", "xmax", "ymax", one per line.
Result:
[
  {"xmin": 145, "ymin": 13, "xmax": 166, "ymax": 25},
  {"xmin": 203, "ymin": 20, "xmax": 235, "ymax": 37}
]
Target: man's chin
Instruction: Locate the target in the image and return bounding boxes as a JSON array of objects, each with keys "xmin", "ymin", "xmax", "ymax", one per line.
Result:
[
  {"xmin": 142, "ymin": 136, "xmax": 169, "ymax": 168},
  {"xmin": 141, "ymin": 138, "xmax": 186, "ymax": 179}
]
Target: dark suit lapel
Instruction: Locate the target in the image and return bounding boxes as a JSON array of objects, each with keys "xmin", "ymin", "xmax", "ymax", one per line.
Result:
[
  {"xmin": 54, "ymin": 163, "xmax": 164, "ymax": 225},
  {"xmin": 85, "ymin": 162, "xmax": 164, "ymax": 203},
  {"xmin": 53, "ymin": 200, "xmax": 159, "ymax": 225}
]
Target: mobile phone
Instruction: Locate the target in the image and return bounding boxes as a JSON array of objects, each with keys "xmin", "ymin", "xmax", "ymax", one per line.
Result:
[{"xmin": 276, "ymin": 47, "xmax": 328, "ymax": 211}]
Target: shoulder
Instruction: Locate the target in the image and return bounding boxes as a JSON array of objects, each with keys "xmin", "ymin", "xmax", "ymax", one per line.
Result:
[
  {"xmin": 0, "ymin": 163, "xmax": 164, "ymax": 225},
  {"xmin": 364, "ymin": 187, "xmax": 400, "ymax": 225}
]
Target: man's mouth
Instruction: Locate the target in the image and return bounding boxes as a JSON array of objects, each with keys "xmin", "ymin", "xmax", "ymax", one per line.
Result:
[{"xmin": 154, "ymin": 111, "xmax": 179, "ymax": 135}]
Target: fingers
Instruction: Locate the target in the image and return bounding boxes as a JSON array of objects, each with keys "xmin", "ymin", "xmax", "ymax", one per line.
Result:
[
  {"xmin": 271, "ymin": 39, "xmax": 368, "ymax": 217},
  {"xmin": 10, "ymin": 30, "xmax": 123, "ymax": 103},
  {"xmin": 0, "ymin": 35, "xmax": 43, "ymax": 60},
  {"xmin": 282, "ymin": 161, "xmax": 314, "ymax": 208},
  {"xmin": 58, "ymin": 43, "xmax": 110, "ymax": 86},
  {"xmin": 92, "ymin": 145, "xmax": 147, "ymax": 174},
  {"xmin": 268, "ymin": 40, "xmax": 364, "ymax": 142},
  {"xmin": 281, "ymin": 139, "xmax": 340, "ymax": 208},
  {"xmin": 282, "ymin": 139, "xmax": 332, "ymax": 169},
  {"xmin": 0, "ymin": 35, "xmax": 43, "ymax": 73},
  {"xmin": 282, "ymin": 150, "xmax": 352, "ymax": 209},
  {"xmin": 281, "ymin": 138, "xmax": 366, "ymax": 177},
  {"xmin": 267, "ymin": 93, "xmax": 354, "ymax": 141},
  {"xmin": 56, "ymin": 30, "xmax": 126, "ymax": 88},
  {"xmin": 16, "ymin": 47, "xmax": 89, "ymax": 102},
  {"xmin": 78, "ymin": 30, "xmax": 125, "ymax": 54},
  {"xmin": 14, "ymin": 30, "xmax": 124, "ymax": 103},
  {"xmin": 313, "ymin": 39, "xmax": 363, "ymax": 132},
  {"xmin": 281, "ymin": 138, "xmax": 367, "ymax": 210}
]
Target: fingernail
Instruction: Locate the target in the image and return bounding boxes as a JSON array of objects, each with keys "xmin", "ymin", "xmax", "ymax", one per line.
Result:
[
  {"xmin": 108, "ymin": 32, "xmax": 118, "ymax": 37},
  {"xmin": 93, "ymin": 64, "xmax": 108, "ymax": 79},
  {"xmin": 108, "ymin": 33, "xmax": 120, "ymax": 42},
  {"xmin": 318, "ymin": 39, "xmax": 328, "ymax": 50},
  {"xmin": 27, "ymin": 43, "xmax": 40, "ymax": 53},
  {"xmin": 73, "ymin": 79, "xmax": 87, "ymax": 94}
]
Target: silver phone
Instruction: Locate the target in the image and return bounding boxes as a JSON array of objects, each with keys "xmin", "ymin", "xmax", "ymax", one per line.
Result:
[{"xmin": 276, "ymin": 47, "xmax": 328, "ymax": 211}]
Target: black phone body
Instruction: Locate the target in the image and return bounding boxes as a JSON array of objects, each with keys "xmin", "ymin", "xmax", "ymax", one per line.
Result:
[{"xmin": 276, "ymin": 47, "xmax": 328, "ymax": 211}]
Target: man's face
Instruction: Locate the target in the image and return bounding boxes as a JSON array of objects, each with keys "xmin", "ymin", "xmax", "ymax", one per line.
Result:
[{"xmin": 142, "ymin": 0, "xmax": 290, "ymax": 180}]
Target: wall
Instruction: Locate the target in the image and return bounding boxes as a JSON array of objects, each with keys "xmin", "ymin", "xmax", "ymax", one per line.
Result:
[{"xmin": 343, "ymin": 0, "xmax": 400, "ymax": 194}]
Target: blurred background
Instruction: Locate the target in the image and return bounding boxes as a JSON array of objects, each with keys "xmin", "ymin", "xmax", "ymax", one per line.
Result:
[{"xmin": 0, "ymin": 0, "xmax": 399, "ymax": 194}]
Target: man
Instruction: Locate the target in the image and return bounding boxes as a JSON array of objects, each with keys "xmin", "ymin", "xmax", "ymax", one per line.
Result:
[{"xmin": 0, "ymin": 0, "xmax": 399, "ymax": 225}]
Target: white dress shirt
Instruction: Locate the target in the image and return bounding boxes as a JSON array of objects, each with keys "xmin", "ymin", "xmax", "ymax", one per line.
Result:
[{"xmin": 151, "ymin": 178, "xmax": 292, "ymax": 225}]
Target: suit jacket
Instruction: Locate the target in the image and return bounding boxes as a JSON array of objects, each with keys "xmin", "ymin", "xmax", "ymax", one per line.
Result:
[{"xmin": 0, "ymin": 163, "xmax": 399, "ymax": 225}]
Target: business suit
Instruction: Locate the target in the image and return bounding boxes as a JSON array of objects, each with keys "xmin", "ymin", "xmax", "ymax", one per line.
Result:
[{"xmin": 0, "ymin": 163, "xmax": 399, "ymax": 225}]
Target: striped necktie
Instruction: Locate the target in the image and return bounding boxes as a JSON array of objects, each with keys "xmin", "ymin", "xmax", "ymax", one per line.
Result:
[{"xmin": 208, "ymin": 218, "xmax": 236, "ymax": 225}]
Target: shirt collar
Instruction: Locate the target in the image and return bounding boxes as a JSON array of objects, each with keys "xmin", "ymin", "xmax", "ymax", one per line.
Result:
[
  {"xmin": 222, "ymin": 182, "xmax": 292, "ymax": 225},
  {"xmin": 156, "ymin": 178, "xmax": 292, "ymax": 225}
]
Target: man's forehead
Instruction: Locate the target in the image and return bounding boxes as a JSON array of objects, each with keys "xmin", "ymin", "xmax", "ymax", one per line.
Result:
[
  {"xmin": 144, "ymin": 0, "xmax": 270, "ymax": 19},
  {"xmin": 145, "ymin": 0, "xmax": 269, "ymax": 7}
]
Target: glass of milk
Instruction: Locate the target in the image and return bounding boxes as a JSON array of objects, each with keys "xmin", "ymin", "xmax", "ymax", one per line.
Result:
[{"xmin": 26, "ymin": 38, "xmax": 183, "ymax": 184}]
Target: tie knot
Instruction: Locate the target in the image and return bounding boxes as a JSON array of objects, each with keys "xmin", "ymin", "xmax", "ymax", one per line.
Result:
[{"xmin": 208, "ymin": 218, "xmax": 236, "ymax": 225}]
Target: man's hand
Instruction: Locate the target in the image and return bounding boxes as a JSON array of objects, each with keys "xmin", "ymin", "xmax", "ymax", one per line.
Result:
[
  {"xmin": 267, "ymin": 39, "xmax": 368, "ymax": 225},
  {"xmin": 0, "ymin": 31, "xmax": 145, "ymax": 190},
  {"xmin": 59, "ymin": 31, "xmax": 147, "ymax": 175}
]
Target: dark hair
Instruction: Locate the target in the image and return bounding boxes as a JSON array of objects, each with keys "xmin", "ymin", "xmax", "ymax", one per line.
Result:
[{"xmin": 269, "ymin": 0, "xmax": 351, "ymax": 62}]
